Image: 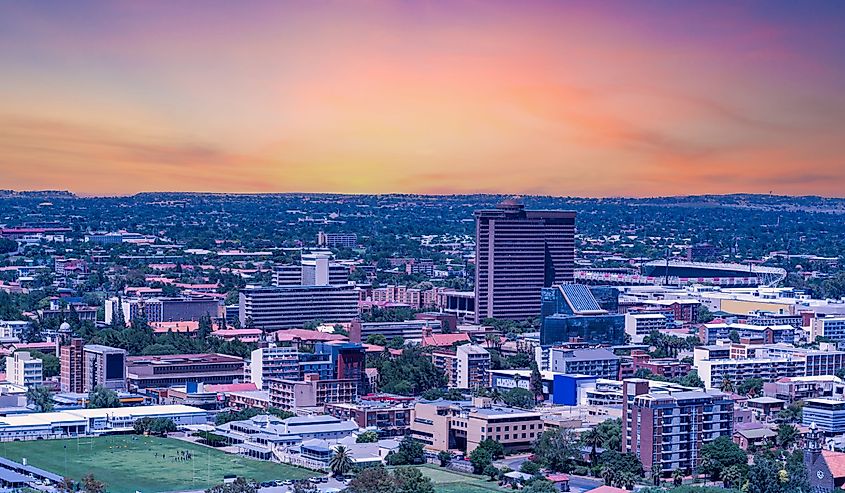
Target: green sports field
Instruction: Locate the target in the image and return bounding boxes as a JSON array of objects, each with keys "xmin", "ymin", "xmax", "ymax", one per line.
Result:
[
  {"xmin": 414, "ymin": 465, "xmax": 503, "ymax": 493},
  {"xmin": 0, "ymin": 435, "xmax": 312, "ymax": 493}
]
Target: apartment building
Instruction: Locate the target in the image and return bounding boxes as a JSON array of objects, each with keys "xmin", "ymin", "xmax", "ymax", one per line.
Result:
[
  {"xmin": 810, "ymin": 316, "xmax": 845, "ymax": 344},
  {"xmin": 763, "ymin": 375, "xmax": 845, "ymax": 403},
  {"xmin": 268, "ymin": 374, "xmax": 357, "ymax": 410},
  {"xmin": 317, "ymin": 232, "xmax": 358, "ymax": 248},
  {"xmin": 699, "ymin": 323, "xmax": 795, "ymax": 345},
  {"xmin": 695, "ymin": 343, "xmax": 845, "ymax": 388},
  {"xmin": 623, "ymin": 379, "xmax": 734, "ymax": 477},
  {"xmin": 411, "ymin": 397, "xmax": 543, "ymax": 453},
  {"xmin": 625, "ymin": 313, "xmax": 668, "ymax": 343},
  {"xmin": 545, "ymin": 347, "xmax": 620, "ymax": 379},
  {"xmin": 456, "ymin": 345, "xmax": 490, "ymax": 390},
  {"xmin": 5, "ymin": 352, "xmax": 43, "ymax": 387}
]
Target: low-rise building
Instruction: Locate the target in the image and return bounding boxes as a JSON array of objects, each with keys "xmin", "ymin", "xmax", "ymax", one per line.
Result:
[
  {"xmin": 544, "ymin": 347, "xmax": 620, "ymax": 379},
  {"xmin": 126, "ymin": 353, "xmax": 245, "ymax": 390},
  {"xmin": 324, "ymin": 400, "xmax": 412, "ymax": 438},
  {"xmin": 699, "ymin": 322, "xmax": 795, "ymax": 345},
  {"xmin": 763, "ymin": 375, "xmax": 845, "ymax": 403},
  {"xmin": 0, "ymin": 405, "xmax": 207, "ymax": 441},
  {"xmin": 410, "ymin": 397, "xmax": 543, "ymax": 454}
]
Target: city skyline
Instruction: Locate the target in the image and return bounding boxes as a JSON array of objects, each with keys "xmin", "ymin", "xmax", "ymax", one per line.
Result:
[{"xmin": 2, "ymin": 1, "xmax": 845, "ymax": 197}]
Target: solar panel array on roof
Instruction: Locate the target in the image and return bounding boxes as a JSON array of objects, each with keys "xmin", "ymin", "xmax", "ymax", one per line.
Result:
[{"xmin": 560, "ymin": 284, "xmax": 602, "ymax": 313}]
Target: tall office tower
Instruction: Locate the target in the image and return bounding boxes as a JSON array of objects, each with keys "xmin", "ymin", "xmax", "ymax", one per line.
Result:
[{"xmin": 474, "ymin": 199, "xmax": 576, "ymax": 322}]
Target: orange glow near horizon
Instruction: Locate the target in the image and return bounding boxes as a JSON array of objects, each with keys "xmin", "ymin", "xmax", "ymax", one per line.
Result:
[{"xmin": 2, "ymin": 1, "xmax": 845, "ymax": 196}]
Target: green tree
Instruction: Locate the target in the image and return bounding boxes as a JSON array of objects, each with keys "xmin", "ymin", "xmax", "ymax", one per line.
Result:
[
  {"xmin": 581, "ymin": 428, "xmax": 602, "ymax": 467},
  {"xmin": 530, "ymin": 361, "xmax": 544, "ymax": 402},
  {"xmin": 437, "ymin": 451, "xmax": 452, "ymax": 467},
  {"xmin": 329, "ymin": 445, "xmax": 353, "ymax": 477},
  {"xmin": 597, "ymin": 451, "xmax": 643, "ymax": 482},
  {"xmin": 387, "ymin": 436, "xmax": 425, "ymax": 465},
  {"xmin": 698, "ymin": 436, "xmax": 748, "ymax": 481},
  {"xmin": 87, "ymin": 385, "xmax": 121, "ymax": 408},
  {"xmin": 483, "ymin": 464, "xmax": 500, "ymax": 481},
  {"xmin": 502, "ymin": 387, "xmax": 535, "ymax": 409},
  {"xmin": 776, "ymin": 423, "xmax": 799, "ymax": 449},
  {"xmin": 534, "ymin": 427, "xmax": 580, "ymax": 472},
  {"xmin": 720, "ymin": 464, "xmax": 745, "ymax": 489},
  {"xmin": 523, "ymin": 480, "xmax": 557, "ymax": 493},
  {"xmin": 738, "ymin": 378, "xmax": 764, "ymax": 397},
  {"xmin": 366, "ymin": 334, "xmax": 388, "ymax": 346},
  {"xmin": 27, "ymin": 385, "xmax": 54, "ymax": 412},
  {"xmin": 520, "ymin": 460, "xmax": 541, "ymax": 475},
  {"xmin": 346, "ymin": 466, "xmax": 396, "ymax": 493},
  {"xmin": 356, "ymin": 430, "xmax": 379, "ymax": 443},
  {"xmin": 469, "ymin": 447, "xmax": 493, "ymax": 474},
  {"xmin": 746, "ymin": 457, "xmax": 781, "ymax": 493},
  {"xmin": 394, "ymin": 466, "xmax": 435, "ymax": 493},
  {"xmin": 678, "ymin": 370, "xmax": 704, "ymax": 388},
  {"xmin": 477, "ymin": 438, "xmax": 505, "ymax": 459}
]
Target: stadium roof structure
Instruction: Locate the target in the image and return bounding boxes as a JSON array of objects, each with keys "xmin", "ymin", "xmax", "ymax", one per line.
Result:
[{"xmin": 558, "ymin": 284, "xmax": 606, "ymax": 315}]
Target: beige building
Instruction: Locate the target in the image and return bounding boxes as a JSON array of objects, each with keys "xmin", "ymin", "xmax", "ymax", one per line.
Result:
[
  {"xmin": 411, "ymin": 397, "xmax": 543, "ymax": 453},
  {"xmin": 269, "ymin": 373, "xmax": 357, "ymax": 411}
]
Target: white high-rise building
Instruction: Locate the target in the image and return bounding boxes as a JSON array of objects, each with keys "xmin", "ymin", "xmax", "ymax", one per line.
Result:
[{"xmin": 6, "ymin": 352, "xmax": 43, "ymax": 387}]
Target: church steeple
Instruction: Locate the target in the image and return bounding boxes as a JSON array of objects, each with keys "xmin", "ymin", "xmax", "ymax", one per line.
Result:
[{"xmin": 807, "ymin": 421, "xmax": 824, "ymax": 455}]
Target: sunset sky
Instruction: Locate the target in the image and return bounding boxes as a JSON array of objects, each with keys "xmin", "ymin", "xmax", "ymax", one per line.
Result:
[{"xmin": 2, "ymin": 1, "xmax": 845, "ymax": 197}]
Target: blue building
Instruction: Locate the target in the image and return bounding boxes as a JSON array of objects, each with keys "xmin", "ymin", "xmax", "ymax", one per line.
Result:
[{"xmin": 540, "ymin": 284, "xmax": 626, "ymax": 346}]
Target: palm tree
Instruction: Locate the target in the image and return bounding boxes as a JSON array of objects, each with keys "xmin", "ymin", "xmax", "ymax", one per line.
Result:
[
  {"xmin": 600, "ymin": 466, "xmax": 616, "ymax": 486},
  {"xmin": 672, "ymin": 468, "xmax": 685, "ymax": 486},
  {"xmin": 720, "ymin": 377, "xmax": 735, "ymax": 393},
  {"xmin": 329, "ymin": 445, "xmax": 353, "ymax": 477},
  {"xmin": 489, "ymin": 387, "xmax": 502, "ymax": 404},
  {"xmin": 616, "ymin": 472, "xmax": 637, "ymax": 490},
  {"xmin": 582, "ymin": 429, "xmax": 601, "ymax": 468}
]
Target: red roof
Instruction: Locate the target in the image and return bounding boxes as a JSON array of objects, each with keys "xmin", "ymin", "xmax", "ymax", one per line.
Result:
[
  {"xmin": 274, "ymin": 329, "xmax": 347, "ymax": 342},
  {"xmin": 585, "ymin": 487, "xmax": 629, "ymax": 493},
  {"xmin": 152, "ymin": 321, "xmax": 199, "ymax": 333},
  {"xmin": 822, "ymin": 450, "xmax": 845, "ymax": 478},
  {"xmin": 421, "ymin": 333, "xmax": 471, "ymax": 347},
  {"xmin": 212, "ymin": 329, "xmax": 262, "ymax": 336},
  {"xmin": 203, "ymin": 383, "xmax": 258, "ymax": 393},
  {"xmin": 545, "ymin": 474, "xmax": 570, "ymax": 483}
]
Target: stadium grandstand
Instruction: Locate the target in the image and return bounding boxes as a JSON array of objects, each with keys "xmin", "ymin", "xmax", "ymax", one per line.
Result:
[{"xmin": 575, "ymin": 260, "xmax": 786, "ymax": 287}]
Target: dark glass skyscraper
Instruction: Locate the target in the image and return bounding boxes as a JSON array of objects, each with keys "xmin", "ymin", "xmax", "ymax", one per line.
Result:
[{"xmin": 474, "ymin": 199, "xmax": 576, "ymax": 322}]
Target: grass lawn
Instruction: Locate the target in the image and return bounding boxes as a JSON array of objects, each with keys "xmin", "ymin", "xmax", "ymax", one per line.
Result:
[
  {"xmin": 415, "ymin": 465, "xmax": 503, "ymax": 493},
  {"xmin": 0, "ymin": 435, "xmax": 312, "ymax": 493}
]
